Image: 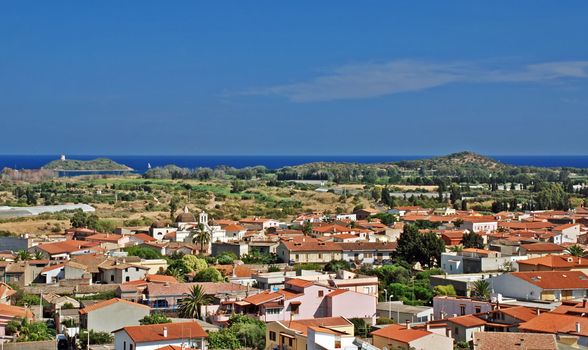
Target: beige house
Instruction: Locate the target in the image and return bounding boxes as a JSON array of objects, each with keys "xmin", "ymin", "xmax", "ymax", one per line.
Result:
[
  {"xmin": 80, "ymin": 298, "xmax": 150, "ymax": 333},
  {"xmin": 277, "ymin": 240, "xmax": 342, "ymax": 264}
]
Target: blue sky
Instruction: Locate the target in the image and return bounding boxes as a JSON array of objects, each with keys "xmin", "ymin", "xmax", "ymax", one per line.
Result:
[{"xmin": 1, "ymin": 1, "xmax": 587, "ymax": 155}]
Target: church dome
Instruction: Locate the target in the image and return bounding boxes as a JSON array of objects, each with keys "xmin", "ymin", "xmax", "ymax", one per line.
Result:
[
  {"xmin": 175, "ymin": 206, "xmax": 196, "ymax": 223},
  {"xmin": 151, "ymin": 221, "xmax": 166, "ymax": 229}
]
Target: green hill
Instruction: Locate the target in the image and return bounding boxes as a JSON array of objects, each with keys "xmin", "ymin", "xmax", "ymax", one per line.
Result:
[{"xmin": 42, "ymin": 158, "xmax": 132, "ymax": 171}]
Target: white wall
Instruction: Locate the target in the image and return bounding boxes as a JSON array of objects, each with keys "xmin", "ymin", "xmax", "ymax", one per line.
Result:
[{"xmin": 488, "ymin": 274, "xmax": 542, "ymax": 300}]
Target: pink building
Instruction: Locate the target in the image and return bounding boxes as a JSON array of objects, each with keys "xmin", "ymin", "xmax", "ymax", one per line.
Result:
[
  {"xmin": 222, "ymin": 278, "xmax": 376, "ymax": 324},
  {"xmin": 433, "ymin": 296, "xmax": 492, "ymax": 320}
]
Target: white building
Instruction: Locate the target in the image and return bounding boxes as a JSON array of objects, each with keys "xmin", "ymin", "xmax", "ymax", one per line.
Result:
[{"xmin": 489, "ymin": 271, "xmax": 588, "ymax": 301}]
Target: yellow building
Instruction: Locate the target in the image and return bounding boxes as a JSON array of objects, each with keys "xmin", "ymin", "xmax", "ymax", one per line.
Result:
[{"xmin": 277, "ymin": 240, "xmax": 343, "ymax": 264}]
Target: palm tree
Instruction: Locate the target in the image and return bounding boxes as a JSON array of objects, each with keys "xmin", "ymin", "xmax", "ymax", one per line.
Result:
[
  {"xmin": 450, "ymin": 245, "xmax": 464, "ymax": 252},
  {"xmin": 15, "ymin": 250, "xmax": 33, "ymax": 261},
  {"xmin": 178, "ymin": 285, "xmax": 211, "ymax": 320},
  {"xmin": 33, "ymin": 251, "xmax": 44, "ymax": 260},
  {"xmin": 566, "ymin": 245, "xmax": 585, "ymax": 258},
  {"xmin": 472, "ymin": 279, "xmax": 491, "ymax": 300},
  {"xmin": 192, "ymin": 224, "xmax": 211, "ymax": 254}
]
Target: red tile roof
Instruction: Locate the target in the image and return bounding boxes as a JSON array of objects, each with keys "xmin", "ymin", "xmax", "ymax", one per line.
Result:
[
  {"xmin": 146, "ymin": 274, "xmax": 178, "ymax": 284},
  {"xmin": 447, "ymin": 315, "xmax": 486, "ymax": 328},
  {"xmin": 499, "ymin": 222, "xmax": 555, "ymax": 230},
  {"xmin": 286, "ymin": 278, "xmax": 315, "ymax": 288},
  {"xmin": 36, "ymin": 240, "xmax": 99, "ymax": 255},
  {"xmin": 517, "ymin": 254, "xmax": 588, "ymax": 269},
  {"xmin": 498, "ymin": 306, "xmax": 539, "ymax": 322},
  {"xmin": 224, "ymin": 224, "xmax": 246, "ymax": 232},
  {"xmin": 371, "ymin": 324, "xmax": 431, "ymax": 344},
  {"xmin": 520, "ymin": 243, "xmax": 565, "ymax": 252},
  {"xmin": 79, "ymin": 298, "xmax": 149, "ymax": 315},
  {"xmin": 0, "ymin": 283, "xmax": 16, "ymax": 299},
  {"xmin": 0, "ymin": 304, "xmax": 33, "ymax": 319},
  {"xmin": 243, "ymin": 291, "xmax": 282, "ymax": 305},
  {"xmin": 41, "ymin": 262, "xmax": 66, "ymax": 273},
  {"xmin": 473, "ymin": 332, "xmax": 557, "ymax": 350},
  {"xmin": 116, "ymin": 321, "xmax": 207, "ymax": 343},
  {"xmin": 131, "ymin": 233, "xmax": 156, "ymax": 242},
  {"xmin": 519, "ymin": 312, "xmax": 588, "ymax": 336},
  {"xmin": 325, "ymin": 289, "xmax": 348, "ymax": 298},
  {"xmin": 510, "ymin": 271, "xmax": 588, "ymax": 290},
  {"xmin": 85, "ymin": 233, "xmax": 124, "ymax": 243},
  {"xmin": 554, "ymin": 223, "xmax": 580, "ymax": 231},
  {"xmin": 283, "ymin": 317, "xmax": 351, "ymax": 336}
]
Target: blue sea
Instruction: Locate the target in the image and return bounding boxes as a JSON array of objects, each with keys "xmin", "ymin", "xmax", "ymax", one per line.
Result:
[{"xmin": 1, "ymin": 155, "xmax": 588, "ymax": 174}]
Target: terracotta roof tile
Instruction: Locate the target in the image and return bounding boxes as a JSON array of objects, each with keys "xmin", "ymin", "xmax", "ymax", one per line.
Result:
[
  {"xmin": 520, "ymin": 243, "xmax": 565, "ymax": 252},
  {"xmin": 447, "ymin": 315, "xmax": 486, "ymax": 328},
  {"xmin": 116, "ymin": 321, "xmax": 207, "ymax": 343},
  {"xmin": 519, "ymin": 312, "xmax": 588, "ymax": 336},
  {"xmin": 79, "ymin": 298, "xmax": 149, "ymax": 315},
  {"xmin": 371, "ymin": 324, "xmax": 431, "ymax": 344},
  {"xmin": 510, "ymin": 271, "xmax": 588, "ymax": 290},
  {"xmin": 498, "ymin": 306, "xmax": 539, "ymax": 322},
  {"xmin": 286, "ymin": 278, "xmax": 315, "ymax": 288},
  {"xmin": 283, "ymin": 317, "xmax": 351, "ymax": 336},
  {"xmin": 473, "ymin": 332, "xmax": 557, "ymax": 350}
]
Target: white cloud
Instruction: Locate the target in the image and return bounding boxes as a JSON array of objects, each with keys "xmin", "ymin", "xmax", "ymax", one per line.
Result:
[{"xmin": 241, "ymin": 60, "xmax": 588, "ymax": 102}]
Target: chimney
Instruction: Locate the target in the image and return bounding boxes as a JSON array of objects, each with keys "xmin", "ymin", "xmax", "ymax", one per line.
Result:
[
  {"xmin": 577, "ymin": 322, "xmax": 581, "ymax": 334},
  {"xmin": 163, "ymin": 327, "xmax": 168, "ymax": 338},
  {"xmin": 405, "ymin": 321, "xmax": 411, "ymax": 329},
  {"xmin": 536, "ymin": 308, "xmax": 540, "ymax": 316},
  {"xmin": 426, "ymin": 323, "xmax": 431, "ymax": 331},
  {"xmin": 446, "ymin": 328, "xmax": 452, "ymax": 338},
  {"xmin": 583, "ymin": 299, "xmax": 587, "ymax": 308}
]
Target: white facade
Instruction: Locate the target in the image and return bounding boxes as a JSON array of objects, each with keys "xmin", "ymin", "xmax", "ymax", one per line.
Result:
[
  {"xmin": 461, "ymin": 221, "xmax": 497, "ymax": 233},
  {"xmin": 489, "ymin": 273, "xmax": 588, "ymax": 301},
  {"xmin": 41, "ymin": 266, "xmax": 64, "ymax": 284},
  {"xmin": 307, "ymin": 328, "xmax": 357, "ymax": 350}
]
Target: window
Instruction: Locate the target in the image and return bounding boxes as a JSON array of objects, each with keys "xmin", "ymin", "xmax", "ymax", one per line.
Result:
[
  {"xmin": 335, "ymin": 337, "xmax": 341, "ymax": 349},
  {"xmin": 288, "ymin": 338, "xmax": 293, "ymax": 346},
  {"xmin": 110, "ymin": 275, "xmax": 114, "ymax": 282},
  {"xmin": 266, "ymin": 308, "xmax": 281, "ymax": 315},
  {"xmin": 318, "ymin": 253, "xmax": 322, "ymax": 259},
  {"xmin": 125, "ymin": 276, "xmax": 130, "ymax": 282},
  {"xmin": 295, "ymin": 254, "xmax": 299, "ymax": 260},
  {"xmin": 459, "ymin": 305, "xmax": 466, "ymax": 316},
  {"xmin": 475, "ymin": 306, "xmax": 481, "ymax": 313},
  {"xmin": 318, "ymin": 290, "xmax": 324, "ymax": 297},
  {"xmin": 269, "ymin": 331, "xmax": 276, "ymax": 341},
  {"xmin": 135, "ymin": 267, "xmax": 139, "ymax": 272},
  {"xmin": 291, "ymin": 304, "xmax": 300, "ymax": 314},
  {"xmin": 130, "ymin": 345, "xmax": 133, "ymax": 350},
  {"xmin": 123, "ymin": 341, "xmax": 126, "ymax": 350}
]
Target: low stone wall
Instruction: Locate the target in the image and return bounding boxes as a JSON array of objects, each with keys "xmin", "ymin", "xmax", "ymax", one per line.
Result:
[{"xmin": 2, "ymin": 340, "xmax": 56, "ymax": 350}]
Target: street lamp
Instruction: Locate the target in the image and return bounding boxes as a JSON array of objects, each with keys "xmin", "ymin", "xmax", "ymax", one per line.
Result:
[{"xmin": 389, "ymin": 295, "xmax": 393, "ymax": 320}]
